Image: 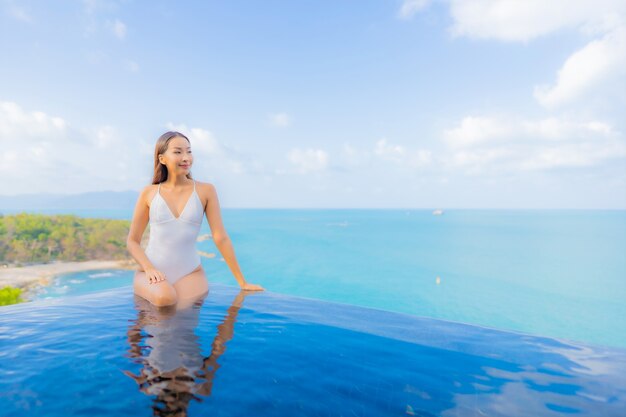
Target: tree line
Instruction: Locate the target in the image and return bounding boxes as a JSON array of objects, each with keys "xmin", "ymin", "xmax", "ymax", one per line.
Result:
[{"xmin": 0, "ymin": 212, "xmax": 141, "ymax": 265}]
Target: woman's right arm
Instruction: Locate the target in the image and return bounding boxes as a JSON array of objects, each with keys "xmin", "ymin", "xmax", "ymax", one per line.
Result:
[{"xmin": 126, "ymin": 186, "xmax": 158, "ymax": 273}]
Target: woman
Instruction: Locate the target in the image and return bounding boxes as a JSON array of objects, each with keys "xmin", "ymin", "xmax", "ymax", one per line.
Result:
[{"xmin": 126, "ymin": 131, "xmax": 264, "ymax": 307}]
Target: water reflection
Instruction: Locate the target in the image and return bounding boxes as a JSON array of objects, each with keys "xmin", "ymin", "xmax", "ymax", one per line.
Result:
[
  {"xmin": 123, "ymin": 290, "xmax": 253, "ymax": 415},
  {"xmin": 2, "ymin": 283, "xmax": 626, "ymax": 416}
]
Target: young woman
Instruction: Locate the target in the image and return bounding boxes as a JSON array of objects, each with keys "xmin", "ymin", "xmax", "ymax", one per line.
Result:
[{"xmin": 126, "ymin": 131, "xmax": 264, "ymax": 307}]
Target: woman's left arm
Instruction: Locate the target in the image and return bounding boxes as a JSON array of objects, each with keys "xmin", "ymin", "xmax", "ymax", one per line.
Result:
[{"xmin": 204, "ymin": 183, "xmax": 264, "ymax": 291}]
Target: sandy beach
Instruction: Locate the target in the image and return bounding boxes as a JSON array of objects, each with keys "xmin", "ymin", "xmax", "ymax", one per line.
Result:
[{"xmin": 0, "ymin": 259, "xmax": 137, "ymax": 296}]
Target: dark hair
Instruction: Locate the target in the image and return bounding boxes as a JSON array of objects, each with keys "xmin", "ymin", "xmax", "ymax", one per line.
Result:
[{"xmin": 152, "ymin": 131, "xmax": 193, "ymax": 184}]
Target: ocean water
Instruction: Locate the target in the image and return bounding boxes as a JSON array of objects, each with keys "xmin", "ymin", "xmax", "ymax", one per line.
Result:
[
  {"xmin": 2, "ymin": 284, "xmax": 625, "ymax": 416},
  {"xmin": 22, "ymin": 208, "xmax": 626, "ymax": 349}
]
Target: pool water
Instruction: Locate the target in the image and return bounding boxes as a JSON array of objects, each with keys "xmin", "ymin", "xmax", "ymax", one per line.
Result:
[{"xmin": 2, "ymin": 283, "xmax": 625, "ymax": 416}]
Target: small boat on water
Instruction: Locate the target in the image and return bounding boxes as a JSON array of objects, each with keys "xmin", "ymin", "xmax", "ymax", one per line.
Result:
[{"xmin": 432, "ymin": 209, "xmax": 444, "ymax": 215}]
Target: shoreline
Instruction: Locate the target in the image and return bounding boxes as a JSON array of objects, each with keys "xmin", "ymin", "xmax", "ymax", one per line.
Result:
[{"xmin": 0, "ymin": 259, "xmax": 137, "ymax": 298}]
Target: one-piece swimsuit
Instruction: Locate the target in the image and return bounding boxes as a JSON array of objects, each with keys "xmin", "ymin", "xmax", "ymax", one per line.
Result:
[{"xmin": 145, "ymin": 180, "xmax": 203, "ymax": 284}]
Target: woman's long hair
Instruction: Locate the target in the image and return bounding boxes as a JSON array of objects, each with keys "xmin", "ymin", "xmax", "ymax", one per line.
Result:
[{"xmin": 152, "ymin": 131, "xmax": 194, "ymax": 185}]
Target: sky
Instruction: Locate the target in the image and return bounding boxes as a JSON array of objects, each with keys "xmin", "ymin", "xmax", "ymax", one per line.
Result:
[{"xmin": 1, "ymin": 0, "xmax": 625, "ymax": 209}]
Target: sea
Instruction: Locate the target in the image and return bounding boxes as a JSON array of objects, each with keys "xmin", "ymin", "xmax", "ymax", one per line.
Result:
[{"xmin": 11, "ymin": 208, "xmax": 626, "ymax": 350}]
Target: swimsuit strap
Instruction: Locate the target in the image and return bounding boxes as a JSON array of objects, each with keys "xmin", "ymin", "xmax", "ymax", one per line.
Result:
[
  {"xmin": 155, "ymin": 182, "xmax": 160, "ymax": 219},
  {"xmin": 193, "ymin": 179, "xmax": 196, "ymax": 192}
]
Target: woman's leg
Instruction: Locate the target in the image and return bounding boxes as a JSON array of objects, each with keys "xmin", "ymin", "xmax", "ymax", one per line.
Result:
[
  {"xmin": 133, "ymin": 270, "xmax": 178, "ymax": 307},
  {"xmin": 173, "ymin": 265, "xmax": 209, "ymax": 303}
]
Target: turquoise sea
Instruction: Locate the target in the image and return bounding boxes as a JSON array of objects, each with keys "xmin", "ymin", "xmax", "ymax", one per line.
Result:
[{"xmin": 22, "ymin": 208, "xmax": 626, "ymax": 349}]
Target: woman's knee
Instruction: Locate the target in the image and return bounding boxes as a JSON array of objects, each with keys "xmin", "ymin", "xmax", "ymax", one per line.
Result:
[
  {"xmin": 133, "ymin": 271, "xmax": 178, "ymax": 306},
  {"xmin": 152, "ymin": 287, "xmax": 178, "ymax": 306}
]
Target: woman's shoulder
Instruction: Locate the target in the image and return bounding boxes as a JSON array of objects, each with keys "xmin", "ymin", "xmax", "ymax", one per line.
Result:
[
  {"xmin": 140, "ymin": 183, "xmax": 159, "ymax": 194},
  {"xmin": 138, "ymin": 183, "xmax": 159, "ymax": 204},
  {"xmin": 194, "ymin": 181, "xmax": 219, "ymax": 208},
  {"xmin": 194, "ymin": 180, "xmax": 217, "ymax": 192}
]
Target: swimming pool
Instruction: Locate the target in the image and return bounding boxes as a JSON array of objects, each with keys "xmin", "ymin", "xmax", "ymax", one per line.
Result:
[{"xmin": 1, "ymin": 283, "xmax": 624, "ymax": 416}]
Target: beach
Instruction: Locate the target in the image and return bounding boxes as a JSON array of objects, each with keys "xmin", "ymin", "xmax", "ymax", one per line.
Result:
[{"xmin": 0, "ymin": 259, "xmax": 137, "ymax": 297}]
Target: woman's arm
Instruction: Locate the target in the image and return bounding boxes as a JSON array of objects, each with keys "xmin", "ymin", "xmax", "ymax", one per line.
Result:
[
  {"xmin": 126, "ymin": 186, "xmax": 156, "ymax": 271},
  {"xmin": 205, "ymin": 183, "xmax": 263, "ymax": 291}
]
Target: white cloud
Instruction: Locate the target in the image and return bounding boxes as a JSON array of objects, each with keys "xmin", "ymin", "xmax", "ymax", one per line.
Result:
[
  {"xmin": 397, "ymin": 0, "xmax": 432, "ymax": 20},
  {"xmin": 399, "ymin": 1, "xmax": 626, "ymax": 109},
  {"xmin": 286, "ymin": 148, "xmax": 329, "ymax": 174},
  {"xmin": 0, "ymin": 101, "xmax": 67, "ymax": 138},
  {"xmin": 107, "ymin": 18, "xmax": 126, "ymax": 39},
  {"xmin": 519, "ymin": 140, "xmax": 626, "ymax": 170},
  {"xmin": 125, "ymin": 60, "xmax": 139, "ymax": 72},
  {"xmin": 374, "ymin": 137, "xmax": 406, "ymax": 162},
  {"xmin": 268, "ymin": 112, "xmax": 290, "ymax": 127},
  {"xmin": 340, "ymin": 139, "xmax": 432, "ymax": 172},
  {"xmin": 442, "ymin": 147, "xmax": 515, "ymax": 175},
  {"xmin": 443, "ymin": 0, "xmax": 626, "ymax": 42},
  {"xmin": 92, "ymin": 126, "xmax": 113, "ymax": 149},
  {"xmin": 444, "ymin": 115, "xmax": 617, "ymax": 148},
  {"xmin": 522, "ymin": 117, "xmax": 614, "ymax": 140},
  {"xmin": 585, "ymin": 121, "xmax": 614, "ymax": 134},
  {"xmin": 400, "ymin": 0, "xmax": 626, "ymax": 189},
  {"xmin": 82, "ymin": 0, "xmax": 119, "ymax": 15},
  {"xmin": 3, "ymin": 2, "xmax": 33, "ymax": 22},
  {"xmin": 533, "ymin": 26, "xmax": 626, "ymax": 108},
  {"xmin": 443, "ymin": 116, "xmax": 512, "ymax": 149},
  {"xmin": 440, "ymin": 113, "xmax": 626, "ymax": 173},
  {"xmin": 80, "ymin": 1, "xmax": 123, "ymax": 37},
  {"xmin": 91, "ymin": 125, "xmax": 119, "ymax": 149},
  {"xmin": 0, "ymin": 100, "xmax": 138, "ymax": 190},
  {"xmin": 0, "ymin": 150, "xmax": 18, "ymax": 168},
  {"xmin": 408, "ymin": 149, "xmax": 433, "ymax": 168}
]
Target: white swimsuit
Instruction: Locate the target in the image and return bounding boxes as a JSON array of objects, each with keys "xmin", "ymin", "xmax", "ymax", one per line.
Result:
[{"xmin": 145, "ymin": 180, "xmax": 204, "ymax": 284}]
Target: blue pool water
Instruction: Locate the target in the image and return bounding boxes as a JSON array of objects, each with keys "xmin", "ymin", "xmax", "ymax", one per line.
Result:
[
  {"xmin": 1, "ymin": 284, "xmax": 625, "ymax": 416},
  {"xmin": 24, "ymin": 209, "xmax": 626, "ymax": 349}
]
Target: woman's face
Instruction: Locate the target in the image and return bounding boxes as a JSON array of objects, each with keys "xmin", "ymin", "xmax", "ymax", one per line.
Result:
[{"xmin": 159, "ymin": 136, "xmax": 193, "ymax": 174}]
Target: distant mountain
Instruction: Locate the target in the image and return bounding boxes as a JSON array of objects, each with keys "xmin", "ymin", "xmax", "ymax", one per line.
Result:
[{"xmin": 0, "ymin": 190, "xmax": 139, "ymax": 211}]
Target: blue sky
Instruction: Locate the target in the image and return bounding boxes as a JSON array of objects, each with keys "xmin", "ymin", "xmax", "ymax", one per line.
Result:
[{"xmin": 1, "ymin": 0, "xmax": 625, "ymax": 208}]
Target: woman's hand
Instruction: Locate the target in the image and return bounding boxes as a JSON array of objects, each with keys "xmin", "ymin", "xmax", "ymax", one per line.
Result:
[
  {"xmin": 241, "ymin": 282, "xmax": 264, "ymax": 291},
  {"xmin": 145, "ymin": 268, "xmax": 166, "ymax": 284}
]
